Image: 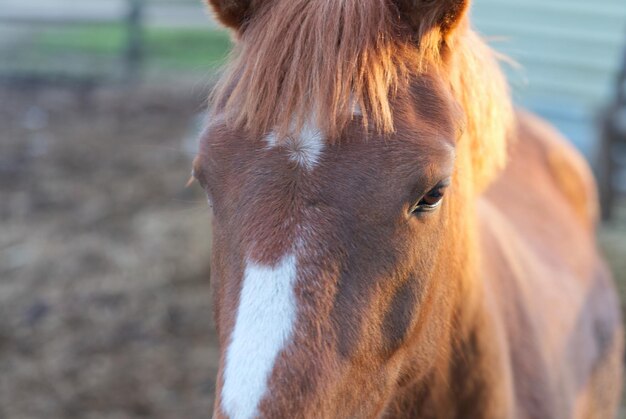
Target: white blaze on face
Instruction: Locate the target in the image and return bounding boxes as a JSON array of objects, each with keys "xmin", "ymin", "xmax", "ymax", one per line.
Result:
[
  {"xmin": 222, "ymin": 254, "xmax": 298, "ymax": 419},
  {"xmin": 265, "ymin": 121, "xmax": 325, "ymax": 169}
]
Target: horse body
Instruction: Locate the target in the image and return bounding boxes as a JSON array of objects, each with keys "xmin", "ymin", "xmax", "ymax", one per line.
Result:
[
  {"xmin": 478, "ymin": 111, "xmax": 623, "ymax": 418},
  {"xmin": 197, "ymin": 1, "xmax": 623, "ymax": 417}
]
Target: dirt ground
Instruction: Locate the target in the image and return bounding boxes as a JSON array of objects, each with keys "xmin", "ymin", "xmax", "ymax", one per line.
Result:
[
  {"xmin": 0, "ymin": 84, "xmax": 216, "ymax": 418},
  {"xmin": 1, "ymin": 85, "xmax": 625, "ymax": 419}
]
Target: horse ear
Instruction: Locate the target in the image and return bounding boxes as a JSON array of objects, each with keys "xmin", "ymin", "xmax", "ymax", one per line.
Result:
[
  {"xmin": 206, "ymin": 0, "xmax": 257, "ymax": 31},
  {"xmin": 395, "ymin": 0, "xmax": 470, "ymax": 37}
]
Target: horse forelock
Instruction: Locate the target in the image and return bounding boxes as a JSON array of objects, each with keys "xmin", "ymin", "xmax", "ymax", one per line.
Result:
[
  {"xmin": 210, "ymin": 0, "xmax": 513, "ymax": 188},
  {"xmin": 211, "ymin": 0, "xmax": 421, "ymax": 139}
]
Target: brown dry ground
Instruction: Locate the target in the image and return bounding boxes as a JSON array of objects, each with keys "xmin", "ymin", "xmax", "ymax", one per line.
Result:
[
  {"xmin": 0, "ymin": 85, "xmax": 216, "ymax": 419},
  {"xmin": 0, "ymin": 85, "xmax": 625, "ymax": 418}
]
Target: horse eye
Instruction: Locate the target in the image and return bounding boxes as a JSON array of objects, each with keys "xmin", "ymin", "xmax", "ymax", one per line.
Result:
[{"xmin": 409, "ymin": 182, "xmax": 449, "ymax": 214}]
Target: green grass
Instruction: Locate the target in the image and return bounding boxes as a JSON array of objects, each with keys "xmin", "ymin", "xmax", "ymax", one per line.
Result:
[
  {"xmin": 144, "ymin": 27, "xmax": 232, "ymax": 70},
  {"xmin": 30, "ymin": 24, "xmax": 233, "ymax": 73}
]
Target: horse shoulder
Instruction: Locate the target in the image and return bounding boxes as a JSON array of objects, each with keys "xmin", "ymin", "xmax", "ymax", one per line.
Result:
[
  {"xmin": 481, "ymin": 109, "xmax": 599, "ymax": 280},
  {"xmin": 513, "ymin": 109, "xmax": 599, "ymax": 228},
  {"xmin": 478, "ymin": 109, "xmax": 623, "ymax": 418}
]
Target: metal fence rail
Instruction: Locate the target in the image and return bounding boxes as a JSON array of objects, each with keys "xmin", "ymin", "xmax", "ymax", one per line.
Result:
[{"xmin": 0, "ymin": 0, "xmax": 144, "ymax": 83}]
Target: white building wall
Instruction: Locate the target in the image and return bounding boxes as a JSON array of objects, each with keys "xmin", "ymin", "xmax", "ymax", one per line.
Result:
[{"xmin": 472, "ymin": 0, "xmax": 626, "ymax": 156}]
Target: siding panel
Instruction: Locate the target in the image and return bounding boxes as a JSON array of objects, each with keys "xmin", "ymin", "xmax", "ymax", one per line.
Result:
[{"xmin": 472, "ymin": 0, "xmax": 626, "ymax": 154}]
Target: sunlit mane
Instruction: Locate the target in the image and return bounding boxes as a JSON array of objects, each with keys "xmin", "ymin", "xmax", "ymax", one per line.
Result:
[
  {"xmin": 211, "ymin": 0, "xmax": 513, "ymax": 187},
  {"xmin": 448, "ymin": 30, "xmax": 514, "ymax": 189},
  {"xmin": 211, "ymin": 0, "xmax": 422, "ymax": 137}
]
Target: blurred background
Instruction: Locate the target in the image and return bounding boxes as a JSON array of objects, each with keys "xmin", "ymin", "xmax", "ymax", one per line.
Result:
[{"xmin": 0, "ymin": 0, "xmax": 624, "ymax": 418}]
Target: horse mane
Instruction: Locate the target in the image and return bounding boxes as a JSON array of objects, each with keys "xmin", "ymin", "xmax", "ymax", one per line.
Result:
[
  {"xmin": 210, "ymin": 0, "xmax": 513, "ymax": 187},
  {"xmin": 448, "ymin": 29, "xmax": 514, "ymax": 189}
]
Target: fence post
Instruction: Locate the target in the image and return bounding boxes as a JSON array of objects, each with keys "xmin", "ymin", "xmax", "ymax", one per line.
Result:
[
  {"xmin": 125, "ymin": 0, "xmax": 143, "ymax": 83},
  {"xmin": 598, "ymin": 40, "xmax": 626, "ymax": 221}
]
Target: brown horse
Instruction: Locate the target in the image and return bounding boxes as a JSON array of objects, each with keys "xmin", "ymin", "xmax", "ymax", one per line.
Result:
[{"xmin": 193, "ymin": 0, "xmax": 624, "ymax": 417}]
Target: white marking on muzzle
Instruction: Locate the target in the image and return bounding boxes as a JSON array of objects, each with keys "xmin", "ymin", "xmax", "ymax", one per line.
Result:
[{"xmin": 222, "ymin": 254, "xmax": 298, "ymax": 419}]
